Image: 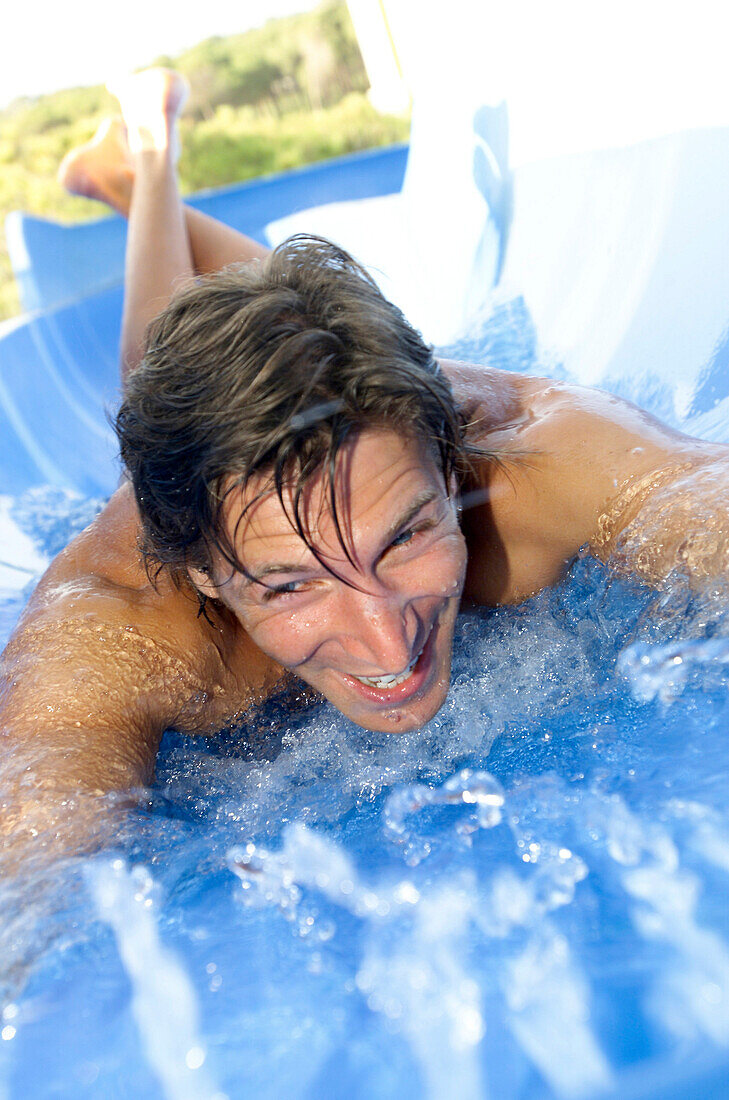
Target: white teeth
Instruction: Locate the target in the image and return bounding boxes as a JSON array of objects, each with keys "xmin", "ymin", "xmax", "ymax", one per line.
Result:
[{"xmin": 352, "ymin": 647, "xmax": 423, "ymax": 689}]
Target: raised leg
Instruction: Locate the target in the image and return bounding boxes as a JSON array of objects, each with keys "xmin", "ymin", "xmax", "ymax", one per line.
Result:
[
  {"xmin": 117, "ymin": 71, "xmax": 194, "ymax": 379},
  {"xmin": 59, "ymin": 119, "xmax": 269, "ymax": 274},
  {"xmin": 58, "ymin": 71, "xmax": 270, "ymax": 380},
  {"xmin": 181, "ymin": 205, "xmax": 270, "ymax": 273}
]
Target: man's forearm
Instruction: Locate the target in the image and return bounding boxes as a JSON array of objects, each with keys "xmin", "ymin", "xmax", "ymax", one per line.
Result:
[{"xmin": 0, "ymin": 731, "xmax": 153, "ymax": 879}]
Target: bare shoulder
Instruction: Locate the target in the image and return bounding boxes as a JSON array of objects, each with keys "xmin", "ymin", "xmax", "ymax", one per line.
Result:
[
  {"xmin": 478, "ymin": 372, "xmax": 726, "ymax": 509},
  {"xmin": 9, "ymin": 482, "xmax": 217, "ymax": 710},
  {"xmin": 440, "ymin": 357, "xmax": 721, "ymax": 463},
  {"xmin": 439, "ymin": 360, "xmax": 728, "ymax": 602},
  {"xmin": 0, "ymin": 484, "xmax": 279, "ymax": 791},
  {"xmin": 438, "ymin": 358, "xmax": 524, "ymax": 433}
]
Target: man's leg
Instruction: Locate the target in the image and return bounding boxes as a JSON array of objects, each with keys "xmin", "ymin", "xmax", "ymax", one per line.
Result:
[
  {"xmin": 58, "ymin": 71, "xmax": 270, "ymax": 379},
  {"xmin": 114, "ymin": 69, "xmax": 194, "ymax": 379},
  {"xmin": 59, "ymin": 117, "xmax": 270, "ymax": 273}
]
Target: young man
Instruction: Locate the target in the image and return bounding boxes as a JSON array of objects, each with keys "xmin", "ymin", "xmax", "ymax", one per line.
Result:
[{"xmin": 1, "ymin": 70, "xmax": 727, "ymax": 857}]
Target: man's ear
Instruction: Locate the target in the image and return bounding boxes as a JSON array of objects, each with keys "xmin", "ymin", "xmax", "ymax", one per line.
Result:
[{"xmin": 187, "ymin": 566, "xmax": 219, "ymax": 600}]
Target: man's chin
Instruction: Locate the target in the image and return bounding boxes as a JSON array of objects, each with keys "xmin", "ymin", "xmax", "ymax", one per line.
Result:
[{"xmin": 298, "ymin": 605, "xmax": 459, "ymax": 733}]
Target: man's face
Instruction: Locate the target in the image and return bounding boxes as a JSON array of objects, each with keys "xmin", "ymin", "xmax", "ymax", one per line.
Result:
[{"xmin": 200, "ymin": 429, "xmax": 467, "ymax": 733}]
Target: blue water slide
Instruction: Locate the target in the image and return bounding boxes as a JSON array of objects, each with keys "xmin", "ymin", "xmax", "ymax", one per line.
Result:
[
  {"xmin": 6, "ymin": 144, "xmax": 409, "ymax": 314},
  {"xmin": 0, "ymin": 144, "xmax": 409, "ymax": 497},
  {"xmin": 0, "ymin": 286, "xmax": 123, "ymax": 495}
]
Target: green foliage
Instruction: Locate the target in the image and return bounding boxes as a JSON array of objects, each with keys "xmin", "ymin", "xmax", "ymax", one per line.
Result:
[
  {"xmin": 178, "ymin": 95, "xmax": 408, "ymax": 191},
  {"xmin": 0, "ymin": 0, "xmax": 410, "ymax": 321}
]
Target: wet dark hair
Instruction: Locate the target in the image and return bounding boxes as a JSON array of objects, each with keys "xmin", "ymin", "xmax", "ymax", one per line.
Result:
[{"xmin": 116, "ymin": 235, "xmax": 482, "ymax": 587}]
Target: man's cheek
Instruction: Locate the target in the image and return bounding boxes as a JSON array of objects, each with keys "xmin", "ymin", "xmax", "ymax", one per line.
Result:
[{"xmin": 244, "ymin": 616, "xmax": 318, "ymax": 669}]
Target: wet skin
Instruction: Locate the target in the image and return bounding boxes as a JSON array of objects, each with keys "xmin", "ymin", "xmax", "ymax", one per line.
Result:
[{"xmin": 190, "ymin": 430, "xmax": 468, "ymax": 734}]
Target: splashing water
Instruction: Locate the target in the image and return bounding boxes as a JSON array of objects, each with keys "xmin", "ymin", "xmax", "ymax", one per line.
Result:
[
  {"xmin": 618, "ymin": 634, "xmax": 729, "ymax": 704},
  {"xmin": 86, "ymin": 860, "xmax": 224, "ymax": 1100}
]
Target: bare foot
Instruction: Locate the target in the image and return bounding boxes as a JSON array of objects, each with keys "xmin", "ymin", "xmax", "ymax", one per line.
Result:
[
  {"xmin": 106, "ymin": 68, "xmax": 190, "ymax": 158},
  {"xmin": 57, "ymin": 117, "xmax": 134, "ymax": 216}
]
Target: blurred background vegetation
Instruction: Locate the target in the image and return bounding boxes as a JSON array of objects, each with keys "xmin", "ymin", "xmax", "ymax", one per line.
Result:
[{"xmin": 0, "ymin": 0, "xmax": 410, "ymax": 320}]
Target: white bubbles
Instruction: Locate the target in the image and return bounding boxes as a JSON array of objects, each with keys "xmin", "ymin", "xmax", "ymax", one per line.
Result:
[
  {"xmin": 4, "ymin": 496, "xmax": 729, "ymax": 1098},
  {"xmin": 184, "ymin": 559, "xmax": 729, "ymax": 1096},
  {"xmin": 355, "ymin": 877, "xmax": 486, "ymax": 1100},
  {"xmin": 504, "ymin": 928, "xmax": 613, "ymax": 1097},
  {"xmin": 618, "ymin": 633, "xmax": 729, "ymax": 703},
  {"xmin": 383, "ymin": 768, "xmax": 505, "ymax": 865}
]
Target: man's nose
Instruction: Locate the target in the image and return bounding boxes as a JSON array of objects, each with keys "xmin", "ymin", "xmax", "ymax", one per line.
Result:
[{"xmin": 336, "ymin": 587, "xmax": 415, "ymax": 673}]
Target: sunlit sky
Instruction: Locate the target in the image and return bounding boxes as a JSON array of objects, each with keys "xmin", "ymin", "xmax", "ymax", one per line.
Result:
[{"xmin": 1, "ymin": 0, "xmax": 316, "ymax": 108}]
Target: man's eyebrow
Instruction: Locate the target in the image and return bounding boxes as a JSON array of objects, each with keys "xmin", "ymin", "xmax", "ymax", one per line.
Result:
[
  {"xmin": 242, "ymin": 490, "xmax": 441, "ymax": 586},
  {"xmin": 244, "ymin": 561, "xmax": 318, "ymax": 585},
  {"xmin": 382, "ymin": 490, "xmax": 440, "ymax": 546}
]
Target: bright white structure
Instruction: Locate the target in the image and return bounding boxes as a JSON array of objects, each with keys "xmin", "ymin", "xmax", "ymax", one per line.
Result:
[
  {"xmin": 346, "ymin": 0, "xmax": 410, "ymax": 113},
  {"xmin": 277, "ymin": 0, "xmax": 729, "ymax": 440}
]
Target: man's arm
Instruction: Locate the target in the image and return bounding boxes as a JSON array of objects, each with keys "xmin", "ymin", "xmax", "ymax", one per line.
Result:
[{"xmin": 0, "ymin": 610, "xmax": 196, "ymax": 874}]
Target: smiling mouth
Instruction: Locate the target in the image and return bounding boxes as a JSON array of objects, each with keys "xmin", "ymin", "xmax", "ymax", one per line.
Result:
[
  {"xmin": 341, "ymin": 624, "xmax": 437, "ymax": 705},
  {"xmin": 351, "ymin": 644, "xmax": 425, "ymax": 689}
]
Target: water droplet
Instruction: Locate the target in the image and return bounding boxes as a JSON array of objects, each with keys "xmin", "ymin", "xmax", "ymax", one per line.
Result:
[{"xmin": 185, "ymin": 1045, "xmax": 206, "ymax": 1070}]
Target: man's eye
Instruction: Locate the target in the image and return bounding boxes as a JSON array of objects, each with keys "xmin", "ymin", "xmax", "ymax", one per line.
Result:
[
  {"xmin": 390, "ymin": 520, "xmax": 436, "ymax": 550},
  {"xmin": 263, "ymin": 580, "xmax": 302, "ymax": 601},
  {"xmin": 390, "ymin": 526, "xmax": 417, "ymax": 548}
]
